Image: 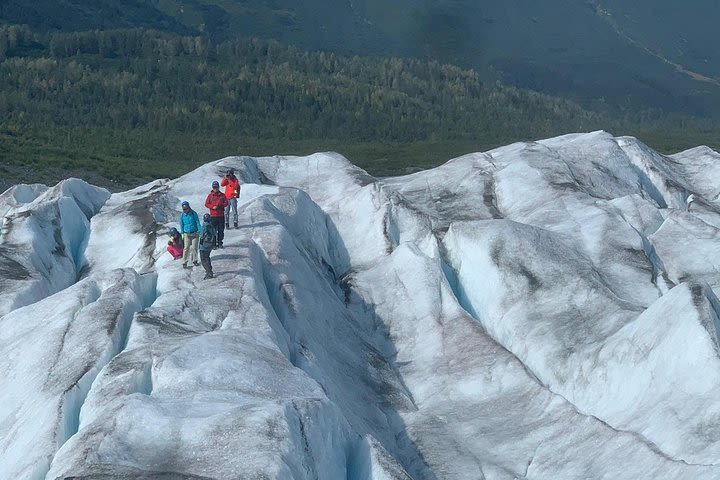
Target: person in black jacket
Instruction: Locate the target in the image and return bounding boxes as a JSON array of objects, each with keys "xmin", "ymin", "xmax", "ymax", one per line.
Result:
[{"xmin": 198, "ymin": 213, "xmax": 217, "ymax": 279}]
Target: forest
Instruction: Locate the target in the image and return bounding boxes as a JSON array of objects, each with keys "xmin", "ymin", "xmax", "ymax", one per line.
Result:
[{"xmin": 0, "ymin": 24, "xmax": 717, "ymax": 190}]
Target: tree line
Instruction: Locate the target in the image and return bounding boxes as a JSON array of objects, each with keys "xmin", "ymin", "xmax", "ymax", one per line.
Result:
[
  {"xmin": 0, "ymin": 23, "xmax": 717, "ymax": 189},
  {"xmin": 0, "ymin": 24, "xmax": 604, "ymax": 142}
]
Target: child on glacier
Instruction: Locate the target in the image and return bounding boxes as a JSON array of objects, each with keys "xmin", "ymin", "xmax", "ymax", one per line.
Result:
[
  {"xmin": 166, "ymin": 227, "xmax": 184, "ymax": 260},
  {"xmin": 198, "ymin": 213, "xmax": 217, "ymax": 279}
]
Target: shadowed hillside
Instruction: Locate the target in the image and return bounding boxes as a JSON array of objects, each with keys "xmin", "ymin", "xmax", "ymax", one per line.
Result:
[{"xmin": 3, "ymin": 0, "xmax": 719, "ymax": 113}]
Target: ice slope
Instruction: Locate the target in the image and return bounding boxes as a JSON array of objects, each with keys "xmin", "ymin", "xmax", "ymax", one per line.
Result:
[
  {"xmin": 0, "ymin": 179, "xmax": 109, "ymax": 316},
  {"xmin": 1, "ymin": 130, "xmax": 720, "ymax": 479},
  {"xmin": 0, "ymin": 269, "xmax": 156, "ymax": 480}
]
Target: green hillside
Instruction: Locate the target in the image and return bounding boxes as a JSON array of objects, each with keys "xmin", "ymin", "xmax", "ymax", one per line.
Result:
[
  {"xmin": 2, "ymin": 25, "xmax": 638, "ymax": 191},
  {"xmin": 0, "ymin": 2, "xmax": 719, "ymax": 192},
  {"xmin": 3, "ymin": 0, "xmax": 718, "ymax": 114}
]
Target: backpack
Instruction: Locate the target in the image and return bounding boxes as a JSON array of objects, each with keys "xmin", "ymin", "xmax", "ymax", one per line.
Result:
[{"xmin": 199, "ymin": 223, "xmax": 217, "ymax": 248}]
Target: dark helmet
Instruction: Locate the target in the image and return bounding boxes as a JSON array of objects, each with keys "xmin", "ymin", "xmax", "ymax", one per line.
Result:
[
  {"xmin": 212, "ymin": 181, "xmax": 220, "ymax": 189},
  {"xmin": 203, "ymin": 213, "xmax": 211, "ymax": 222},
  {"xmin": 169, "ymin": 227, "xmax": 179, "ymax": 236},
  {"xmin": 181, "ymin": 200, "xmax": 190, "ymax": 208}
]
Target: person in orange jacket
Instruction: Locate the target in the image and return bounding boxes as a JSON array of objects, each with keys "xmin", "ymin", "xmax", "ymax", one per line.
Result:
[
  {"xmin": 220, "ymin": 168, "xmax": 241, "ymax": 229},
  {"xmin": 204, "ymin": 180, "xmax": 229, "ymax": 248}
]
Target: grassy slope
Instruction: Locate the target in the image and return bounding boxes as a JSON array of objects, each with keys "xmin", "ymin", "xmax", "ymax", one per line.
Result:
[{"xmin": 2, "ymin": 121, "xmax": 717, "ymax": 195}]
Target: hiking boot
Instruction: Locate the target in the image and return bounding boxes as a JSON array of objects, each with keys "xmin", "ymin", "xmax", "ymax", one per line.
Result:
[
  {"xmin": 204, "ymin": 273, "xmax": 214, "ymax": 279},
  {"xmin": 218, "ymin": 243, "xmax": 223, "ymax": 249},
  {"xmin": 225, "ymin": 223, "xmax": 230, "ymax": 229},
  {"xmin": 193, "ymin": 261, "xmax": 200, "ymax": 266},
  {"xmin": 233, "ymin": 221, "xmax": 238, "ymax": 228},
  {"xmin": 182, "ymin": 263, "xmax": 188, "ymax": 269}
]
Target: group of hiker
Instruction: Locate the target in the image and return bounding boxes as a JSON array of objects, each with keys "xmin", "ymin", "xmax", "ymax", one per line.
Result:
[{"xmin": 166, "ymin": 169, "xmax": 242, "ymax": 279}]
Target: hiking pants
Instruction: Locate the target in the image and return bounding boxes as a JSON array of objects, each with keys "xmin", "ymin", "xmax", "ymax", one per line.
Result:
[
  {"xmin": 182, "ymin": 233, "xmax": 199, "ymax": 264},
  {"xmin": 225, "ymin": 198, "xmax": 238, "ymax": 225},
  {"xmin": 200, "ymin": 249, "xmax": 213, "ymax": 276},
  {"xmin": 210, "ymin": 216, "xmax": 225, "ymax": 246}
]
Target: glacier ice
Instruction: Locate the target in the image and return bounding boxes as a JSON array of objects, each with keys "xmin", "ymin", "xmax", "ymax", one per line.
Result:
[{"xmin": 2, "ymin": 131, "xmax": 720, "ymax": 479}]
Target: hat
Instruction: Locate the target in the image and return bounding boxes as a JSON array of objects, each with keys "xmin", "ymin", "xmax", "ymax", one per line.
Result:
[
  {"xmin": 203, "ymin": 213, "xmax": 211, "ymax": 222},
  {"xmin": 227, "ymin": 169, "xmax": 234, "ymax": 175},
  {"xmin": 212, "ymin": 181, "xmax": 220, "ymax": 188},
  {"xmin": 181, "ymin": 201, "xmax": 189, "ymax": 208},
  {"xmin": 169, "ymin": 227, "xmax": 179, "ymax": 236}
]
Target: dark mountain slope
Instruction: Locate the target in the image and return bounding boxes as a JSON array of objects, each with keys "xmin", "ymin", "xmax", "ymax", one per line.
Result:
[
  {"xmin": 2, "ymin": 0, "xmax": 718, "ymax": 114},
  {"xmin": 0, "ymin": 0, "xmax": 193, "ymax": 35},
  {"xmin": 600, "ymin": 0, "xmax": 720, "ymax": 79}
]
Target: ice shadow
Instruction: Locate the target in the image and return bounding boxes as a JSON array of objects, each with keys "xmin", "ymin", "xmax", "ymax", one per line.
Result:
[
  {"xmin": 235, "ymin": 221, "xmax": 281, "ymax": 230},
  {"xmin": 257, "ymin": 200, "xmax": 439, "ymax": 480}
]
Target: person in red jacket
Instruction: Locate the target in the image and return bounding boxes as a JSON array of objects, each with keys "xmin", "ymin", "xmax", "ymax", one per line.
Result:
[
  {"xmin": 204, "ymin": 180, "xmax": 229, "ymax": 248},
  {"xmin": 220, "ymin": 168, "xmax": 241, "ymax": 229}
]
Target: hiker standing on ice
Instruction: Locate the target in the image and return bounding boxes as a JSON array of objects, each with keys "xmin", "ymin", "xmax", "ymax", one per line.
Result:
[
  {"xmin": 221, "ymin": 168, "xmax": 241, "ymax": 229},
  {"xmin": 199, "ymin": 213, "xmax": 217, "ymax": 279},
  {"xmin": 179, "ymin": 200, "xmax": 201, "ymax": 268},
  {"xmin": 205, "ymin": 180, "xmax": 229, "ymax": 248}
]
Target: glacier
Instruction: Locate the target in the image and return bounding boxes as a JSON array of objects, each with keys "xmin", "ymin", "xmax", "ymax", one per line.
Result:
[{"xmin": 1, "ymin": 130, "xmax": 720, "ymax": 479}]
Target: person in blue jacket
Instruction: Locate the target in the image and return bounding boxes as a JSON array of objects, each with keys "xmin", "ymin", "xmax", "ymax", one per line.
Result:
[
  {"xmin": 199, "ymin": 213, "xmax": 217, "ymax": 279},
  {"xmin": 179, "ymin": 200, "xmax": 201, "ymax": 268}
]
